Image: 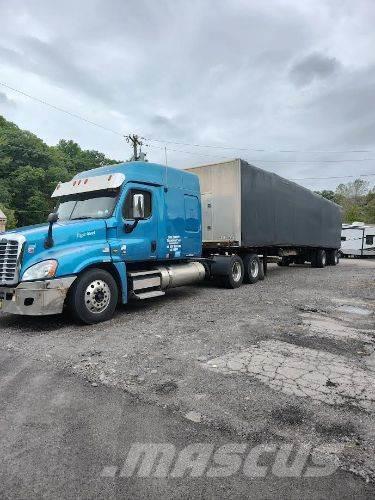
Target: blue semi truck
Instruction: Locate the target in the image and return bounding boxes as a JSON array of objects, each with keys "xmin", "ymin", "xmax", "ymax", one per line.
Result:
[{"xmin": 0, "ymin": 159, "xmax": 341, "ymax": 324}]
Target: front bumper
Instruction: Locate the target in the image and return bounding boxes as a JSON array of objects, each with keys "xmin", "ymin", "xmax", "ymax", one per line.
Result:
[{"xmin": 0, "ymin": 277, "xmax": 76, "ymax": 316}]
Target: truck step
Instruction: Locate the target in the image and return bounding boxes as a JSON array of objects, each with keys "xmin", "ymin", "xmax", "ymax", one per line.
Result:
[
  {"xmin": 127, "ymin": 270, "xmax": 159, "ymax": 277},
  {"xmin": 131, "ymin": 290, "xmax": 165, "ymax": 300}
]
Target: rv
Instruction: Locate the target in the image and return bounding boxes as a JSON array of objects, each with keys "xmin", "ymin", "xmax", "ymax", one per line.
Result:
[{"xmin": 341, "ymin": 222, "xmax": 375, "ymax": 258}]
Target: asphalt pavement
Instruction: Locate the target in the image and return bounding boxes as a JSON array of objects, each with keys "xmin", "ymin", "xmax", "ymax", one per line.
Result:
[{"xmin": 0, "ymin": 349, "xmax": 374, "ymax": 499}]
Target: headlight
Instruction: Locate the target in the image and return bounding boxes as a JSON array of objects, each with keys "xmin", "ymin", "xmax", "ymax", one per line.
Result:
[{"xmin": 22, "ymin": 260, "xmax": 58, "ymax": 281}]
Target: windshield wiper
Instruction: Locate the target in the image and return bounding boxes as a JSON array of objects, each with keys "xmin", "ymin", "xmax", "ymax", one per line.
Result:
[{"xmin": 70, "ymin": 216, "xmax": 96, "ymax": 221}]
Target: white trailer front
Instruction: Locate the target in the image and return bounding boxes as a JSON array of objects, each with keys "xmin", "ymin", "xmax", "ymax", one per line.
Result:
[{"xmin": 341, "ymin": 223, "xmax": 375, "ymax": 257}]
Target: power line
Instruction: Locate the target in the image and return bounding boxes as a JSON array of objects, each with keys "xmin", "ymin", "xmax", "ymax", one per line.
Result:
[
  {"xmin": 146, "ymin": 137, "xmax": 373, "ymax": 155},
  {"xmin": 0, "ymin": 81, "xmax": 125, "ymax": 137},
  {"xmin": 2, "ymin": 81, "xmax": 374, "ymax": 157},
  {"xmin": 2, "ymin": 80, "xmax": 375, "ymax": 182},
  {"xmin": 290, "ymin": 173, "xmax": 375, "ymax": 181},
  {"xmin": 148, "ymin": 144, "xmax": 375, "ymax": 164}
]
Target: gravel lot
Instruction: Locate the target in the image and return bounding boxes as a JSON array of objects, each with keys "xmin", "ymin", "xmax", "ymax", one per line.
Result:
[{"xmin": 1, "ymin": 258, "xmax": 374, "ymax": 483}]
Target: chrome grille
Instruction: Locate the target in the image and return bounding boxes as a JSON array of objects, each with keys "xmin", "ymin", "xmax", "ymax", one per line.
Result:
[{"xmin": 0, "ymin": 235, "xmax": 25, "ymax": 285}]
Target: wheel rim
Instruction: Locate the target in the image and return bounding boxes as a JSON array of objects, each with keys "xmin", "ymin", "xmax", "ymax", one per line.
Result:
[
  {"xmin": 250, "ymin": 260, "xmax": 259, "ymax": 278},
  {"xmin": 322, "ymin": 252, "xmax": 326, "ymax": 266},
  {"xmin": 85, "ymin": 280, "xmax": 111, "ymax": 314},
  {"xmin": 232, "ymin": 262, "xmax": 242, "ymax": 282}
]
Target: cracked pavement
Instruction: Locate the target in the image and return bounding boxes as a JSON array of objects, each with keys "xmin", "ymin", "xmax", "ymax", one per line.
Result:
[{"xmin": 205, "ymin": 339, "xmax": 375, "ymax": 411}]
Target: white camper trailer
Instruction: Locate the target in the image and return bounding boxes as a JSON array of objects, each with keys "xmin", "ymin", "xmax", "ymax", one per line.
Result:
[{"xmin": 340, "ymin": 222, "xmax": 375, "ymax": 257}]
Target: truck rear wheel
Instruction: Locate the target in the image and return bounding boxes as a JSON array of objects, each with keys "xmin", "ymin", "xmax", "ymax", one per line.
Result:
[
  {"xmin": 211, "ymin": 255, "xmax": 244, "ymax": 289},
  {"xmin": 311, "ymin": 249, "xmax": 327, "ymax": 268},
  {"xmin": 68, "ymin": 268, "xmax": 118, "ymax": 324},
  {"xmin": 243, "ymin": 253, "xmax": 261, "ymax": 283}
]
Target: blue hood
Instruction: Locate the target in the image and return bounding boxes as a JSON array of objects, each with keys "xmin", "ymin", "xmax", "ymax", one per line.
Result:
[{"xmin": 6, "ymin": 219, "xmax": 110, "ymax": 279}]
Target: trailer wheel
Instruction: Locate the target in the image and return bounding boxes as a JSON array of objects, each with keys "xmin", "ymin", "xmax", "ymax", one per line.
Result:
[
  {"xmin": 311, "ymin": 249, "xmax": 327, "ymax": 268},
  {"xmin": 243, "ymin": 253, "xmax": 261, "ymax": 283},
  {"xmin": 68, "ymin": 268, "xmax": 118, "ymax": 324},
  {"xmin": 327, "ymin": 249, "xmax": 339, "ymax": 266}
]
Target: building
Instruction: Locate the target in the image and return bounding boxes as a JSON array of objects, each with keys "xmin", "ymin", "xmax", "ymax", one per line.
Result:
[{"xmin": 0, "ymin": 208, "xmax": 7, "ymax": 232}]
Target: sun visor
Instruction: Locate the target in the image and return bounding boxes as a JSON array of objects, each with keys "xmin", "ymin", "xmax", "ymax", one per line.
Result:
[{"xmin": 51, "ymin": 173, "xmax": 125, "ymax": 198}]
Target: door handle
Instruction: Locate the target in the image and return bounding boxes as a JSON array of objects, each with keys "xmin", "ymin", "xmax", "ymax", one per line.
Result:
[{"xmin": 151, "ymin": 240, "xmax": 157, "ymax": 252}]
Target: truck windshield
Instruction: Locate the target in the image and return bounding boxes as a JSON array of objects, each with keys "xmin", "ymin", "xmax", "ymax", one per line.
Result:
[{"xmin": 56, "ymin": 189, "xmax": 119, "ymax": 221}]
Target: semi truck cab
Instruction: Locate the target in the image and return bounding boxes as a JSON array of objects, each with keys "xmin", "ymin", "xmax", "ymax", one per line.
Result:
[{"xmin": 0, "ymin": 162, "xmax": 206, "ymax": 323}]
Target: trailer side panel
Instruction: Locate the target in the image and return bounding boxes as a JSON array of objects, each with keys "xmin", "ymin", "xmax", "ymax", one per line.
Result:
[{"xmin": 240, "ymin": 160, "xmax": 341, "ymax": 248}]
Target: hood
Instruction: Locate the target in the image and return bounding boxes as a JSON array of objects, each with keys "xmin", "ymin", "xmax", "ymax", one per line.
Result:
[{"xmin": 5, "ymin": 219, "xmax": 109, "ymax": 274}]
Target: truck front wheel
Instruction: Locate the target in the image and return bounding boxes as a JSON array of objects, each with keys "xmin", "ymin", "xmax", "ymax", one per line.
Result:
[{"xmin": 68, "ymin": 268, "xmax": 118, "ymax": 324}]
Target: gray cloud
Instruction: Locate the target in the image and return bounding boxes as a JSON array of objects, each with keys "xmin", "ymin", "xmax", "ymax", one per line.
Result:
[
  {"xmin": 0, "ymin": 91, "xmax": 16, "ymax": 109},
  {"xmin": 289, "ymin": 53, "xmax": 341, "ymax": 87},
  {"xmin": 0, "ymin": 0, "xmax": 374, "ymax": 190}
]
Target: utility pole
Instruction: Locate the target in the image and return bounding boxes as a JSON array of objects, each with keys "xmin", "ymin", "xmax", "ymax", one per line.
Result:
[{"xmin": 125, "ymin": 134, "xmax": 147, "ymax": 162}]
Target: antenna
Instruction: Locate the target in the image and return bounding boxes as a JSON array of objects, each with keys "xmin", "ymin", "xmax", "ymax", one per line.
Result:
[{"xmin": 164, "ymin": 146, "xmax": 169, "ymax": 191}]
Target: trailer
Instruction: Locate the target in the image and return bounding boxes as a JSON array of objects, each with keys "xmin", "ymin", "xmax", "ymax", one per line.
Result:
[
  {"xmin": 186, "ymin": 159, "xmax": 342, "ymax": 269},
  {"xmin": 340, "ymin": 222, "xmax": 375, "ymax": 258}
]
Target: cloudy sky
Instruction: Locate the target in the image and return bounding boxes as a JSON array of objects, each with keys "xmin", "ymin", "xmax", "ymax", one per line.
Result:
[{"xmin": 0, "ymin": 0, "xmax": 375, "ymax": 190}]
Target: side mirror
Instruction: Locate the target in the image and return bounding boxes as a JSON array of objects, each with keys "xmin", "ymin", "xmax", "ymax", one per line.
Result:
[
  {"xmin": 48, "ymin": 212, "xmax": 59, "ymax": 224},
  {"xmin": 45, "ymin": 212, "xmax": 58, "ymax": 249},
  {"xmin": 132, "ymin": 193, "xmax": 145, "ymax": 219}
]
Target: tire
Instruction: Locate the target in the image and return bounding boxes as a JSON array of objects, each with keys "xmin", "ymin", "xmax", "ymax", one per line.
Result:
[
  {"xmin": 327, "ymin": 249, "xmax": 339, "ymax": 266},
  {"xmin": 311, "ymin": 249, "xmax": 327, "ymax": 268},
  {"xmin": 277, "ymin": 257, "xmax": 290, "ymax": 267},
  {"xmin": 212, "ymin": 255, "xmax": 244, "ymax": 289},
  {"xmin": 243, "ymin": 253, "xmax": 261, "ymax": 283},
  {"xmin": 68, "ymin": 268, "xmax": 118, "ymax": 324}
]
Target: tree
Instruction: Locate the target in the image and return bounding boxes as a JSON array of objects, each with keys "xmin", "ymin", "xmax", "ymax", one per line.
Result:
[
  {"xmin": 336, "ymin": 179, "xmax": 369, "ymax": 203},
  {"xmin": 0, "ymin": 115, "xmax": 119, "ymax": 227},
  {"xmin": 334, "ymin": 179, "xmax": 374, "ymax": 224},
  {"xmin": 314, "ymin": 190, "xmax": 339, "ymax": 203}
]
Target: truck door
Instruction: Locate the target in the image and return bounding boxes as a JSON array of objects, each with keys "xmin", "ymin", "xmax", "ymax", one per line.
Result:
[{"xmin": 116, "ymin": 183, "xmax": 158, "ymax": 262}]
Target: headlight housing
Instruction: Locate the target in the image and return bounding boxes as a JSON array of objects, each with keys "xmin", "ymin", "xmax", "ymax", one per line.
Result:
[{"xmin": 22, "ymin": 260, "xmax": 58, "ymax": 282}]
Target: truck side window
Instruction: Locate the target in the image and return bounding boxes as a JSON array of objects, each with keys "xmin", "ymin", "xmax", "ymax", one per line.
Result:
[
  {"xmin": 366, "ymin": 235, "xmax": 374, "ymax": 245},
  {"xmin": 184, "ymin": 195, "xmax": 200, "ymax": 232},
  {"xmin": 123, "ymin": 189, "xmax": 152, "ymax": 219}
]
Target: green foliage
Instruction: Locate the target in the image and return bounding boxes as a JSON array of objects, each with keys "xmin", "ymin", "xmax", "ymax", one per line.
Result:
[
  {"xmin": 314, "ymin": 190, "xmax": 340, "ymax": 203},
  {"xmin": 317, "ymin": 180, "xmax": 375, "ymax": 224},
  {"xmin": 0, "ymin": 115, "xmax": 119, "ymax": 228}
]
